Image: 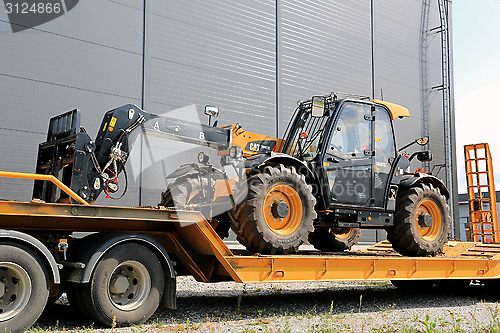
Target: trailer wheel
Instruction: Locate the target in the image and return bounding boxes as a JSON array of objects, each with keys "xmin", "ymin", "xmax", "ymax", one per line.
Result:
[
  {"xmin": 387, "ymin": 183, "xmax": 451, "ymax": 256},
  {"xmin": 0, "ymin": 242, "xmax": 49, "ymax": 333},
  {"xmin": 75, "ymin": 243, "xmax": 164, "ymax": 327},
  {"xmin": 233, "ymin": 165, "xmax": 316, "ymax": 254},
  {"xmin": 160, "ymin": 175, "xmax": 231, "ymax": 239},
  {"xmin": 308, "ymin": 227, "xmax": 361, "ymax": 252}
]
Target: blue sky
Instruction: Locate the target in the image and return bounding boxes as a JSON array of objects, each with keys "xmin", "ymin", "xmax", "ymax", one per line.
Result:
[{"xmin": 453, "ymin": 0, "xmax": 500, "ymax": 193}]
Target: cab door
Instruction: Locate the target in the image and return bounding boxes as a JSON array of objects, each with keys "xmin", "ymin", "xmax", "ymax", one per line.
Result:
[
  {"xmin": 372, "ymin": 105, "xmax": 397, "ymax": 208},
  {"xmin": 322, "ymin": 102, "xmax": 373, "ymax": 207}
]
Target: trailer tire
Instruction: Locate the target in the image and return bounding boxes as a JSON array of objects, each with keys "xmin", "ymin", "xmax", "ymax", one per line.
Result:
[
  {"xmin": 233, "ymin": 165, "xmax": 316, "ymax": 254},
  {"xmin": 75, "ymin": 243, "xmax": 164, "ymax": 327},
  {"xmin": 308, "ymin": 227, "xmax": 361, "ymax": 252},
  {"xmin": 387, "ymin": 183, "xmax": 451, "ymax": 256},
  {"xmin": 0, "ymin": 242, "xmax": 49, "ymax": 333},
  {"xmin": 160, "ymin": 175, "xmax": 231, "ymax": 239}
]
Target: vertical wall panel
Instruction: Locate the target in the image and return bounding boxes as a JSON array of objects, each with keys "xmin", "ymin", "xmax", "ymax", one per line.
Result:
[
  {"xmin": 280, "ymin": 0, "xmax": 372, "ymax": 134},
  {"xmin": 374, "ymin": 0, "xmax": 446, "ymax": 174},
  {"xmin": 0, "ymin": 1, "xmax": 143, "ymax": 204},
  {"xmin": 140, "ymin": 0, "xmax": 276, "ymax": 204}
]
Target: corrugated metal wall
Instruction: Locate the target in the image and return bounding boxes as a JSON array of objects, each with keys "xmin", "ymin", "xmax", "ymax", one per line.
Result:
[
  {"xmin": 0, "ymin": 0, "xmax": 143, "ymax": 206},
  {"xmin": 0, "ymin": 0, "xmax": 453, "ymax": 242}
]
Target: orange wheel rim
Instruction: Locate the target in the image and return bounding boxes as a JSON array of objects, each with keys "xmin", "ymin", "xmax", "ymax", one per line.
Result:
[
  {"xmin": 331, "ymin": 227, "xmax": 352, "ymax": 240},
  {"xmin": 263, "ymin": 185, "xmax": 303, "ymax": 235},
  {"xmin": 415, "ymin": 199, "xmax": 442, "ymax": 241}
]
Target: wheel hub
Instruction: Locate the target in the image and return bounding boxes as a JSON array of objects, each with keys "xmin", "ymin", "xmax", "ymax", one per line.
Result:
[
  {"xmin": 0, "ymin": 263, "xmax": 31, "ymax": 321},
  {"xmin": 110, "ymin": 275, "xmax": 130, "ymax": 295},
  {"xmin": 107, "ymin": 261, "xmax": 151, "ymax": 311},
  {"xmin": 418, "ymin": 213, "xmax": 432, "ymax": 228},
  {"xmin": 263, "ymin": 184, "xmax": 303, "ymax": 235},
  {"xmin": 271, "ymin": 200, "xmax": 289, "ymax": 218}
]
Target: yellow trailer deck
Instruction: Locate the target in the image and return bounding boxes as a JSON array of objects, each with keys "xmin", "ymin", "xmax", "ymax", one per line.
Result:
[
  {"xmin": 1, "ymin": 171, "xmax": 499, "ymax": 333},
  {"xmin": 1, "ymin": 199, "xmax": 499, "ymax": 285}
]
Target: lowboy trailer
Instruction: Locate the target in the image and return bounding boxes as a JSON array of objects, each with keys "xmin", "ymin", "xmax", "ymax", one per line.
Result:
[{"xmin": 0, "ymin": 171, "xmax": 500, "ymax": 332}]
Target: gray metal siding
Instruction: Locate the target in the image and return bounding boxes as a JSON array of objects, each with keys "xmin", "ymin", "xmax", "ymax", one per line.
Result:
[
  {"xmin": 280, "ymin": 0, "xmax": 372, "ymax": 134},
  {"xmin": 373, "ymin": 0, "xmax": 446, "ymax": 172},
  {"xmin": 139, "ymin": 0, "xmax": 277, "ymax": 205},
  {"xmin": 0, "ymin": 0, "xmax": 143, "ymax": 205}
]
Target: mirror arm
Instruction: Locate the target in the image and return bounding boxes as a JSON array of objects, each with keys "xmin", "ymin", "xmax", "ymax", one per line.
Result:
[
  {"xmin": 408, "ymin": 151, "xmax": 419, "ymax": 161},
  {"xmin": 297, "ymin": 139, "xmax": 304, "ymax": 160},
  {"xmin": 398, "ymin": 141, "xmax": 416, "ymax": 152}
]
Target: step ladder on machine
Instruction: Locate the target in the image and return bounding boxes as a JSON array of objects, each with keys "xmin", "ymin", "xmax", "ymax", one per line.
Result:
[{"xmin": 464, "ymin": 143, "xmax": 499, "ymax": 242}]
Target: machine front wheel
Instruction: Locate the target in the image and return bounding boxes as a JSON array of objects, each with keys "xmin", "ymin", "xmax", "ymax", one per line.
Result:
[
  {"xmin": 387, "ymin": 183, "xmax": 451, "ymax": 256},
  {"xmin": 233, "ymin": 164, "xmax": 316, "ymax": 254}
]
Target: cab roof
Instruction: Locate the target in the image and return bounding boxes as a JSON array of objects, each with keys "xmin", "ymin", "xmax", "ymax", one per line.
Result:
[{"xmin": 371, "ymin": 99, "xmax": 410, "ymax": 120}]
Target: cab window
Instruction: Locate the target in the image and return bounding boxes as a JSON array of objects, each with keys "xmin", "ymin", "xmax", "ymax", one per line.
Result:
[
  {"xmin": 374, "ymin": 106, "xmax": 396, "ymax": 173},
  {"xmin": 328, "ymin": 103, "xmax": 371, "ymax": 159}
]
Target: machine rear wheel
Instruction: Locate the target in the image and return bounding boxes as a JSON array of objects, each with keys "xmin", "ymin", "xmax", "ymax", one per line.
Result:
[
  {"xmin": 160, "ymin": 175, "xmax": 232, "ymax": 239},
  {"xmin": 308, "ymin": 227, "xmax": 361, "ymax": 252},
  {"xmin": 387, "ymin": 183, "xmax": 451, "ymax": 256},
  {"xmin": 233, "ymin": 165, "xmax": 316, "ymax": 254}
]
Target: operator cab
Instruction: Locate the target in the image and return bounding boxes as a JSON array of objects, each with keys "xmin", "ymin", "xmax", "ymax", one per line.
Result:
[{"xmin": 281, "ymin": 94, "xmax": 406, "ymax": 212}]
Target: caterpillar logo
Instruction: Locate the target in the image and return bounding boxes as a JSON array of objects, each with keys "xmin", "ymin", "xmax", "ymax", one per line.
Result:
[
  {"xmin": 4, "ymin": 0, "xmax": 79, "ymax": 33},
  {"xmin": 245, "ymin": 140, "xmax": 276, "ymax": 153}
]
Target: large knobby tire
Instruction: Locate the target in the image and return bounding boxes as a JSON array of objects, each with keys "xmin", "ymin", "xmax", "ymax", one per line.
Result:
[
  {"xmin": 160, "ymin": 175, "xmax": 210, "ymax": 208},
  {"xmin": 0, "ymin": 242, "xmax": 49, "ymax": 333},
  {"xmin": 387, "ymin": 183, "xmax": 451, "ymax": 256},
  {"xmin": 308, "ymin": 227, "xmax": 361, "ymax": 252},
  {"xmin": 74, "ymin": 243, "xmax": 164, "ymax": 327},
  {"xmin": 160, "ymin": 175, "xmax": 231, "ymax": 239},
  {"xmin": 233, "ymin": 165, "xmax": 316, "ymax": 254}
]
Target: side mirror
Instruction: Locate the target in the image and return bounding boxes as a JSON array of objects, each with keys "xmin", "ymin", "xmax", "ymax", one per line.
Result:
[
  {"xmin": 409, "ymin": 150, "xmax": 433, "ymax": 162},
  {"xmin": 416, "ymin": 136, "xmax": 429, "ymax": 146},
  {"xmin": 417, "ymin": 151, "xmax": 433, "ymax": 162},
  {"xmin": 311, "ymin": 96, "xmax": 326, "ymax": 117},
  {"xmin": 204, "ymin": 106, "xmax": 219, "ymax": 117}
]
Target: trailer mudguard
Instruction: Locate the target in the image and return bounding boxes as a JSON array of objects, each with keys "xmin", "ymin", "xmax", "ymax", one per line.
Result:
[
  {"xmin": 398, "ymin": 173, "xmax": 450, "ymax": 199},
  {"xmin": 67, "ymin": 232, "xmax": 177, "ymax": 309},
  {"xmin": 0, "ymin": 229, "xmax": 60, "ymax": 284}
]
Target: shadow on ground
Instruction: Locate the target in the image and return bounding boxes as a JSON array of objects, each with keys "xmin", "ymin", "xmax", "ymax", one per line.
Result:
[{"xmin": 33, "ymin": 282, "xmax": 497, "ymax": 331}]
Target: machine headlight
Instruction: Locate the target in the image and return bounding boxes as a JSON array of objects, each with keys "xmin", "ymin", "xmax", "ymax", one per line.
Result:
[
  {"xmin": 229, "ymin": 146, "xmax": 243, "ymax": 159},
  {"xmin": 198, "ymin": 151, "xmax": 209, "ymax": 164}
]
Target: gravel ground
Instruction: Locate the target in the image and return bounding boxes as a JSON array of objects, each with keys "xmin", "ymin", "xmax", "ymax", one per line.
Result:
[{"xmin": 33, "ymin": 276, "xmax": 500, "ymax": 332}]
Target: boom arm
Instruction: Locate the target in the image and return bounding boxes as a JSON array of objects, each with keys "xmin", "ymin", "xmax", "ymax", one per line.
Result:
[{"xmin": 33, "ymin": 104, "xmax": 231, "ymax": 204}]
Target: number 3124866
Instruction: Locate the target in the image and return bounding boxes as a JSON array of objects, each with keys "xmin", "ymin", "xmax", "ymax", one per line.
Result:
[{"xmin": 5, "ymin": 2, "xmax": 61, "ymax": 14}]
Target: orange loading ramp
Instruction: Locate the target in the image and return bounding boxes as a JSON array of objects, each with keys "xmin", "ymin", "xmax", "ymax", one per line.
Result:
[{"xmin": 464, "ymin": 143, "xmax": 499, "ymax": 243}]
